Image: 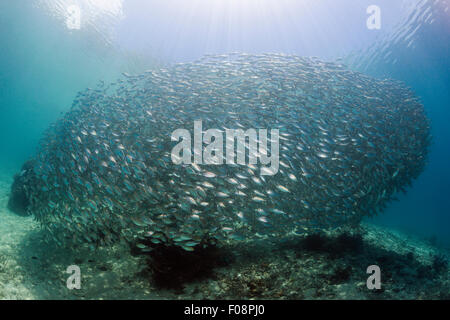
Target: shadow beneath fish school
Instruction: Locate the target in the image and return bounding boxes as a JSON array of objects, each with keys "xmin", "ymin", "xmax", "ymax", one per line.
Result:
[{"xmin": 131, "ymin": 240, "xmax": 234, "ymax": 293}]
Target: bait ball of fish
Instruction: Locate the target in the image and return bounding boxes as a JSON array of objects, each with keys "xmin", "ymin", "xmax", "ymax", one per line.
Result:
[{"xmin": 23, "ymin": 53, "xmax": 431, "ymax": 251}]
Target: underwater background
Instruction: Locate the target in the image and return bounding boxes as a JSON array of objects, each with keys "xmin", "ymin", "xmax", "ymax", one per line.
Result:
[{"xmin": 0, "ymin": 0, "xmax": 448, "ymax": 299}]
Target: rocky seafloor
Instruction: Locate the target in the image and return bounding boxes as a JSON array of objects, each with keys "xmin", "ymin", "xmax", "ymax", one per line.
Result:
[{"xmin": 0, "ymin": 171, "xmax": 448, "ymax": 300}]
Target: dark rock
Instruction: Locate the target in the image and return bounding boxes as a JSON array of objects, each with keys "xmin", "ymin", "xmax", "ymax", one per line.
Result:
[{"xmin": 7, "ymin": 160, "xmax": 36, "ymax": 216}]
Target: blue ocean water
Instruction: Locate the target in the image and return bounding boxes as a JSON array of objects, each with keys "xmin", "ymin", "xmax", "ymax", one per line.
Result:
[{"xmin": 0, "ymin": 0, "xmax": 449, "ymax": 248}]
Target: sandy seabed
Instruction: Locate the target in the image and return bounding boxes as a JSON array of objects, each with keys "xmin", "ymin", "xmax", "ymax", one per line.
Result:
[{"xmin": 0, "ymin": 170, "xmax": 448, "ymax": 300}]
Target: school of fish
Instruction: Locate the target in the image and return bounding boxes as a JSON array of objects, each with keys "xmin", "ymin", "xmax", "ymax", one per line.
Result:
[{"xmin": 22, "ymin": 53, "xmax": 431, "ymax": 251}]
